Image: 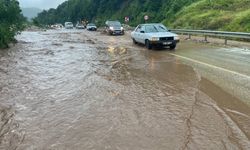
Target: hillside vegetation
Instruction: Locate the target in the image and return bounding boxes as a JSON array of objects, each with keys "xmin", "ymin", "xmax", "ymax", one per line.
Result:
[
  {"xmin": 0, "ymin": 0, "xmax": 25, "ymax": 48},
  {"xmin": 34, "ymin": 0, "xmax": 250, "ymax": 32},
  {"xmin": 168, "ymin": 0, "xmax": 250, "ymax": 32},
  {"xmin": 34, "ymin": 0, "xmax": 198, "ymax": 26}
]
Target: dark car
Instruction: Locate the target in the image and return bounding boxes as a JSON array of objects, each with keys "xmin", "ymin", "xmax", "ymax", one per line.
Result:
[{"xmin": 105, "ymin": 20, "xmax": 124, "ymax": 35}]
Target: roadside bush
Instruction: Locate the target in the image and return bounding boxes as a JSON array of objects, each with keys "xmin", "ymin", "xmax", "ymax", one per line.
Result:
[{"xmin": 0, "ymin": 0, "xmax": 25, "ymax": 48}]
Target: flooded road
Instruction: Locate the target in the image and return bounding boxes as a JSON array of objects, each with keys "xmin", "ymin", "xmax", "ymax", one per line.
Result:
[{"xmin": 0, "ymin": 29, "xmax": 250, "ymax": 149}]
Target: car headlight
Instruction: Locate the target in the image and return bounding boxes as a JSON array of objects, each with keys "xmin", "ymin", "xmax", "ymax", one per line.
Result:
[
  {"xmin": 110, "ymin": 27, "xmax": 114, "ymax": 30},
  {"xmin": 151, "ymin": 37, "xmax": 159, "ymax": 41},
  {"xmin": 174, "ymin": 36, "xmax": 180, "ymax": 40},
  {"xmin": 121, "ymin": 27, "xmax": 124, "ymax": 30}
]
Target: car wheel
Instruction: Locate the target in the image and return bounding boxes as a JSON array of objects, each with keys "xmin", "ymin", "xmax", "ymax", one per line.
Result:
[
  {"xmin": 145, "ymin": 40, "xmax": 152, "ymax": 49},
  {"xmin": 169, "ymin": 44, "xmax": 176, "ymax": 50},
  {"xmin": 133, "ymin": 39, "xmax": 138, "ymax": 44}
]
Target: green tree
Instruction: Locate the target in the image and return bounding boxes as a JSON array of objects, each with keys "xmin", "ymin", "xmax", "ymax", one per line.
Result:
[{"xmin": 0, "ymin": 0, "xmax": 25, "ymax": 48}]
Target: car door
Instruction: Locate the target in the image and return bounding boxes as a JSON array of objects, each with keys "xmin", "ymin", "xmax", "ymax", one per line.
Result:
[
  {"xmin": 137, "ymin": 25, "xmax": 146, "ymax": 44},
  {"xmin": 133, "ymin": 25, "xmax": 141, "ymax": 43}
]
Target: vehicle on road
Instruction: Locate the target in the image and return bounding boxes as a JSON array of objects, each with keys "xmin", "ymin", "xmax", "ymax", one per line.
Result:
[
  {"xmin": 51, "ymin": 24, "xmax": 63, "ymax": 29},
  {"xmin": 86, "ymin": 23, "xmax": 97, "ymax": 31},
  {"xmin": 105, "ymin": 20, "xmax": 124, "ymax": 35},
  {"xmin": 131, "ymin": 23, "xmax": 180, "ymax": 50},
  {"xmin": 65, "ymin": 22, "xmax": 74, "ymax": 29},
  {"xmin": 76, "ymin": 23, "xmax": 85, "ymax": 29}
]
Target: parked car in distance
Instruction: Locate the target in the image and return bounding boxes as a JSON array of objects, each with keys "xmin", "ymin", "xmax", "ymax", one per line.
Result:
[
  {"xmin": 51, "ymin": 24, "xmax": 63, "ymax": 29},
  {"xmin": 86, "ymin": 23, "xmax": 97, "ymax": 31},
  {"xmin": 105, "ymin": 20, "xmax": 124, "ymax": 35},
  {"xmin": 131, "ymin": 23, "xmax": 180, "ymax": 50},
  {"xmin": 76, "ymin": 23, "xmax": 85, "ymax": 29},
  {"xmin": 65, "ymin": 22, "xmax": 74, "ymax": 29}
]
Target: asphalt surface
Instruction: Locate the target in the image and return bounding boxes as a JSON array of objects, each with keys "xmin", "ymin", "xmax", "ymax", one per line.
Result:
[{"xmin": 0, "ymin": 29, "xmax": 249, "ymax": 150}]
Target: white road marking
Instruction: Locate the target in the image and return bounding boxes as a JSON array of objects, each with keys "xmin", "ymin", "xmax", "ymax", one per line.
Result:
[{"xmin": 169, "ymin": 53, "xmax": 250, "ymax": 80}]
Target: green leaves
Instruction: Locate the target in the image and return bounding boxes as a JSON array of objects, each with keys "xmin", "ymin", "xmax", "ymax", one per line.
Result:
[
  {"xmin": 169, "ymin": 0, "xmax": 250, "ymax": 31},
  {"xmin": 33, "ymin": 0, "xmax": 250, "ymax": 32},
  {"xmin": 34, "ymin": 0, "xmax": 165, "ymax": 26},
  {"xmin": 0, "ymin": 0, "xmax": 25, "ymax": 48}
]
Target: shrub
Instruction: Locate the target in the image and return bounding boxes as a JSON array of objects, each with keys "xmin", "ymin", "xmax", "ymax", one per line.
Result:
[
  {"xmin": 0, "ymin": 0, "xmax": 25, "ymax": 48},
  {"xmin": 167, "ymin": 0, "xmax": 250, "ymax": 32}
]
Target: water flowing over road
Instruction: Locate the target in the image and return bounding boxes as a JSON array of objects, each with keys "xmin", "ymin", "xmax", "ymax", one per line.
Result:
[{"xmin": 0, "ymin": 29, "xmax": 250, "ymax": 150}]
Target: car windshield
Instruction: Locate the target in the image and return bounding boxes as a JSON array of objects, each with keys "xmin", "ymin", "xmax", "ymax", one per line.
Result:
[
  {"xmin": 66, "ymin": 22, "xmax": 73, "ymax": 25},
  {"xmin": 109, "ymin": 21, "xmax": 121, "ymax": 27},
  {"xmin": 88, "ymin": 23, "xmax": 95, "ymax": 26},
  {"xmin": 145, "ymin": 24, "xmax": 168, "ymax": 33}
]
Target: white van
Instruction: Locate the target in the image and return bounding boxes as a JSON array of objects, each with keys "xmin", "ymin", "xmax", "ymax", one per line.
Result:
[{"xmin": 64, "ymin": 22, "xmax": 74, "ymax": 29}]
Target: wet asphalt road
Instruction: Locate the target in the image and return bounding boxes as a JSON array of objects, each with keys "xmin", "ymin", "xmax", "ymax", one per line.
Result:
[{"xmin": 0, "ymin": 29, "xmax": 250, "ymax": 150}]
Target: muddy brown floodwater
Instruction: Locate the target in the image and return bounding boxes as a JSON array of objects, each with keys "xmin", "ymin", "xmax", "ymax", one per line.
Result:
[{"xmin": 0, "ymin": 29, "xmax": 250, "ymax": 150}]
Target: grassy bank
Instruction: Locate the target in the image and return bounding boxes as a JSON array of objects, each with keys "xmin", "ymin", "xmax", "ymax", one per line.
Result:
[{"xmin": 166, "ymin": 0, "xmax": 250, "ymax": 32}]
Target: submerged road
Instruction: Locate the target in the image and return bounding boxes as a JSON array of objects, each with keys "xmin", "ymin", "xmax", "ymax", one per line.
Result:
[{"xmin": 0, "ymin": 29, "xmax": 250, "ymax": 149}]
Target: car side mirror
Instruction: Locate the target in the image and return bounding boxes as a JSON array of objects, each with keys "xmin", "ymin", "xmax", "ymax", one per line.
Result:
[{"xmin": 140, "ymin": 31, "xmax": 145, "ymax": 33}]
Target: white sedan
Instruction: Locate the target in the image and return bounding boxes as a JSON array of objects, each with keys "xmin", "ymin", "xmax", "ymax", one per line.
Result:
[
  {"xmin": 131, "ymin": 23, "xmax": 180, "ymax": 50},
  {"xmin": 86, "ymin": 23, "xmax": 97, "ymax": 31}
]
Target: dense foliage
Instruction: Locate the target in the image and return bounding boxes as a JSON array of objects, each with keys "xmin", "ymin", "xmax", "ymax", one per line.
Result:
[
  {"xmin": 34, "ymin": 0, "xmax": 250, "ymax": 32},
  {"xmin": 0, "ymin": 0, "xmax": 25, "ymax": 48},
  {"xmin": 34, "ymin": 0, "xmax": 198, "ymax": 27}
]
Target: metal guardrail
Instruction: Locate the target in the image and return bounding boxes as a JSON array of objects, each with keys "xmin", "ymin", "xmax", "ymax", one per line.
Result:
[{"xmin": 170, "ymin": 29, "xmax": 250, "ymax": 44}]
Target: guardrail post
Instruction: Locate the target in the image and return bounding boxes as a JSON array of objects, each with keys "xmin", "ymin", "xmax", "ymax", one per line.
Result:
[
  {"xmin": 204, "ymin": 35, "xmax": 208, "ymax": 42},
  {"xmin": 188, "ymin": 34, "xmax": 191, "ymax": 39},
  {"xmin": 225, "ymin": 38, "xmax": 228, "ymax": 45}
]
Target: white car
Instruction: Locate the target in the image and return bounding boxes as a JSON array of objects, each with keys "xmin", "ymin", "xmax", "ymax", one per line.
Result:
[
  {"xmin": 86, "ymin": 23, "xmax": 97, "ymax": 31},
  {"xmin": 131, "ymin": 23, "xmax": 180, "ymax": 50},
  {"xmin": 65, "ymin": 22, "xmax": 74, "ymax": 29},
  {"xmin": 76, "ymin": 23, "xmax": 85, "ymax": 29}
]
